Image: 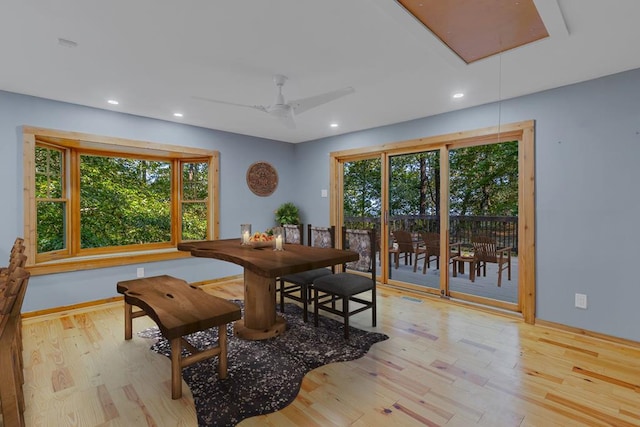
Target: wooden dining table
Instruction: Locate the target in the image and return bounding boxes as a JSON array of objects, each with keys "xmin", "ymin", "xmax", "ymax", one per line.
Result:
[{"xmin": 177, "ymin": 239, "xmax": 359, "ymax": 340}]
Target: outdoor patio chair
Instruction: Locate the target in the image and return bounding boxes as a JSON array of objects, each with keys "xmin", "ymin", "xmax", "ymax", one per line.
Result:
[
  {"xmin": 471, "ymin": 235, "xmax": 512, "ymax": 286},
  {"xmin": 417, "ymin": 232, "xmax": 461, "ymax": 273},
  {"xmin": 278, "ymin": 225, "xmax": 335, "ymax": 322},
  {"xmin": 389, "ymin": 230, "xmax": 421, "ymax": 270},
  {"xmin": 313, "ymin": 227, "xmax": 377, "ymax": 339}
]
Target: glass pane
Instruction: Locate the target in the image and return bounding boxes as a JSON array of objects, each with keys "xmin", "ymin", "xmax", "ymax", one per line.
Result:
[
  {"xmin": 37, "ymin": 201, "xmax": 66, "ymax": 252},
  {"xmin": 182, "ymin": 202, "xmax": 208, "ymax": 240},
  {"xmin": 182, "ymin": 162, "xmax": 209, "ymax": 200},
  {"xmin": 448, "ymin": 141, "xmax": 519, "ymax": 302},
  {"xmin": 343, "ymin": 158, "xmax": 381, "ymax": 228},
  {"xmin": 342, "ymin": 158, "xmax": 381, "ymax": 280},
  {"xmin": 80, "ymin": 155, "xmax": 172, "ymax": 248},
  {"xmin": 388, "ymin": 150, "xmax": 440, "ymax": 288},
  {"xmin": 35, "ymin": 146, "xmax": 63, "ymax": 198}
]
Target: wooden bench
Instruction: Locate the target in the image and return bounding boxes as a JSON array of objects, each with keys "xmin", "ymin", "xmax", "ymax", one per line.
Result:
[{"xmin": 116, "ymin": 275, "xmax": 241, "ymax": 399}]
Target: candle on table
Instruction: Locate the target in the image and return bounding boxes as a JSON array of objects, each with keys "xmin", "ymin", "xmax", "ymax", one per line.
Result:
[
  {"xmin": 275, "ymin": 234, "xmax": 283, "ymax": 250},
  {"xmin": 243, "ymin": 231, "xmax": 250, "ymax": 244}
]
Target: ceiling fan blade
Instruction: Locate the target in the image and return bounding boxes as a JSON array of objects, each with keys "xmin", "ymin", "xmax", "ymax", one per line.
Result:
[
  {"xmin": 289, "ymin": 86, "xmax": 355, "ymax": 116},
  {"xmin": 270, "ymin": 107, "xmax": 296, "ymax": 129},
  {"xmin": 192, "ymin": 95, "xmax": 267, "ymax": 113},
  {"xmin": 277, "ymin": 114, "xmax": 296, "ymax": 129}
]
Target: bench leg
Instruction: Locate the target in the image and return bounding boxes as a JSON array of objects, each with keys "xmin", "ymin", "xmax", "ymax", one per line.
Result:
[
  {"xmin": 217, "ymin": 324, "xmax": 228, "ymax": 379},
  {"xmin": 169, "ymin": 324, "xmax": 229, "ymax": 399},
  {"xmin": 170, "ymin": 337, "xmax": 183, "ymax": 399}
]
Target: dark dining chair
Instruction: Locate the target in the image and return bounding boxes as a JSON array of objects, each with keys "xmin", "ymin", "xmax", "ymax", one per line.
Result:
[
  {"xmin": 313, "ymin": 227, "xmax": 376, "ymax": 339},
  {"xmin": 278, "ymin": 225, "xmax": 335, "ymax": 322},
  {"xmin": 471, "ymin": 235, "xmax": 512, "ymax": 286},
  {"xmin": 282, "ymin": 224, "xmax": 304, "ymax": 245}
]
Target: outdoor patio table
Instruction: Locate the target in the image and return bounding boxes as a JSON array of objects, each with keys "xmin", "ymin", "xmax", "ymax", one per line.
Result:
[
  {"xmin": 452, "ymin": 255, "xmax": 476, "ymax": 282},
  {"xmin": 178, "ymin": 239, "xmax": 359, "ymax": 340}
]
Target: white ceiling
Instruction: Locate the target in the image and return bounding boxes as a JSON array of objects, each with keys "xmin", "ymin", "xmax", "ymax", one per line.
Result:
[{"xmin": 2, "ymin": 0, "xmax": 640, "ymax": 143}]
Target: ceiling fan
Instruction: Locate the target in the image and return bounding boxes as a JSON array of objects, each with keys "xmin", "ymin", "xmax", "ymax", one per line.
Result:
[{"xmin": 193, "ymin": 74, "xmax": 355, "ymax": 129}]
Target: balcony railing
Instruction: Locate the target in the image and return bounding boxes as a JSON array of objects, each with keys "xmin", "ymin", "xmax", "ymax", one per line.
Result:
[{"xmin": 344, "ymin": 215, "xmax": 518, "ymax": 253}]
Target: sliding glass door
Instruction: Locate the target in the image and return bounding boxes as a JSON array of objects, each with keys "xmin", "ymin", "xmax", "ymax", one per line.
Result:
[{"xmin": 331, "ymin": 121, "xmax": 535, "ymax": 319}]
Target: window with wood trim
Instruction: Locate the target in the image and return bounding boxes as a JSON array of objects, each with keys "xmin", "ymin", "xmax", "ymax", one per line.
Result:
[{"xmin": 23, "ymin": 126, "xmax": 218, "ymax": 270}]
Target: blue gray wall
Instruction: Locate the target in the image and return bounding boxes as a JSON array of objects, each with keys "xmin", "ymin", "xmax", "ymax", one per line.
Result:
[
  {"xmin": 0, "ymin": 91, "xmax": 296, "ymax": 312},
  {"xmin": 294, "ymin": 68, "xmax": 640, "ymax": 343},
  {"xmin": 2, "ymin": 67, "xmax": 639, "ymax": 342}
]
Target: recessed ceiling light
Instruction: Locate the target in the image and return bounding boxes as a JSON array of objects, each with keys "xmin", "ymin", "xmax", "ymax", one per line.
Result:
[
  {"xmin": 173, "ymin": 113, "xmax": 184, "ymax": 118},
  {"xmin": 330, "ymin": 123, "xmax": 339, "ymax": 128},
  {"xmin": 107, "ymin": 99, "xmax": 119, "ymax": 105},
  {"xmin": 453, "ymin": 92, "xmax": 464, "ymax": 99}
]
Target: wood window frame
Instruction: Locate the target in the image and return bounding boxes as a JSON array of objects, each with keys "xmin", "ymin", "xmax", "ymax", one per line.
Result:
[{"xmin": 23, "ymin": 126, "xmax": 219, "ymax": 276}]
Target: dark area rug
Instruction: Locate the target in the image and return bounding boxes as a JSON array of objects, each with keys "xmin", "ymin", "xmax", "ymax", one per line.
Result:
[{"xmin": 138, "ymin": 300, "xmax": 388, "ymax": 427}]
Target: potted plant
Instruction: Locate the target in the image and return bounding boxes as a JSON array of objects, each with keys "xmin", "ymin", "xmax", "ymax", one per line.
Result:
[{"xmin": 274, "ymin": 202, "xmax": 300, "ymax": 225}]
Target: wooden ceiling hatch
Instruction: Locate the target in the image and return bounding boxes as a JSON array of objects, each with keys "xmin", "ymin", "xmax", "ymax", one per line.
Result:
[{"xmin": 397, "ymin": 0, "xmax": 549, "ymax": 63}]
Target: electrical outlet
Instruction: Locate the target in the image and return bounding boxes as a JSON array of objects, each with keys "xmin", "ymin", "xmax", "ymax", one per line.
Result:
[
  {"xmin": 575, "ymin": 293, "xmax": 587, "ymax": 309},
  {"xmin": 136, "ymin": 267, "xmax": 144, "ymax": 278},
  {"xmin": 321, "ymin": 189, "xmax": 328, "ymax": 198}
]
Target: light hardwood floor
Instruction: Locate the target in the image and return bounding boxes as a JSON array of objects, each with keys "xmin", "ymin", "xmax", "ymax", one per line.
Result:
[{"xmin": 15, "ymin": 277, "xmax": 640, "ymax": 426}]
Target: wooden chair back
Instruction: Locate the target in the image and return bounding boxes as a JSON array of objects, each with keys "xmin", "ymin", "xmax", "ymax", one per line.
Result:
[
  {"xmin": 392, "ymin": 230, "xmax": 416, "ymax": 253},
  {"xmin": 472, "ymin": 235, "xmax": 500, "ymax": 262},
  {"xmin": 422, "ymin": 232, "xmax": 440, "ymax": 252}
]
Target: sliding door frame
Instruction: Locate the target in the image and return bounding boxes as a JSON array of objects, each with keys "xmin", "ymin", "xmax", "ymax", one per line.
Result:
[{"xmin": 330, "ymin": 120, "xmax": 536, "ymax": 323}]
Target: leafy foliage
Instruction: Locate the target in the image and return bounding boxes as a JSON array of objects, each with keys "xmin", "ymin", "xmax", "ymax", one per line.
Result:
[
  {"xmin": 36, "ymin": 146, "xmax": 211, "ymax": 254},
  {"xmin": 80, "ymin": 155, "xmax": 172, "ymax": 248},
  {"xmin": 343, "ymin": 159, "xmax": 381, "ymax": 218},
  {"xmin": 389, "ymin": 150, "xmax": 440, "ymax": 216},
  {"xmin": 449, "ymin": 141, "xmax": 518, "ymax": 215},
  {"xmin": 274, "ymin": 202, "xmax": 300, "ymax": 225},
  {"xmin": 181, "ymin": 162, "xmax": 209, "ymax": 240},
  {"xmin": 35, "ymin": 146, "xmax": 66, "ymax": 253},
  {"xmin": 343, "ymin": 142, "xmax": 518, "ymax": 219}
]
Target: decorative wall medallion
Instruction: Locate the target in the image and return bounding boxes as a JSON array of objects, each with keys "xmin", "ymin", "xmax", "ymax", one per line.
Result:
[{"xmin": 246, "ymin": 161, "xmax": 278, "ymax": 196}]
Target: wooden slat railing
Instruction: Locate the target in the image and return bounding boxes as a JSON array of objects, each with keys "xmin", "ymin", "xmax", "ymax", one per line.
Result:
[{"xmin": 344, "ymin": 215, "xmax": 518, "ymax": 253}]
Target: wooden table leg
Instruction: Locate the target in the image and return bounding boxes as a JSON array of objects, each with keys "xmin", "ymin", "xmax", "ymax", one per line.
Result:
[
  {"xmin": 234, "ymin": 269, "xmax": 286, "ymax": 340},
  {"xmin": 217, "ymin": 324, "xmax": 228, "ymax": 379},
  {"xmin": 452, "ymin": 260, "xmax": 458, "ymax": 277},
  {"xmin": 124, "ymin": 301, "xmax": 133, "ymax": 340}
]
